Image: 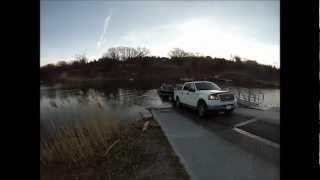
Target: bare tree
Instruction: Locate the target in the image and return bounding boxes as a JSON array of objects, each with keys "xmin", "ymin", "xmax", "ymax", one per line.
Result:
[
  {"xmin": 126, "ymin": 47, "xmax": 139, "ymax": 59},
  {"xmin": 168, "ymin": 48, "xmax": 191, "ymax": 58},
  {"xmin": 136, "ymin": 47, "xmax": 150, "ymax": 58},
  {"xmin": 103, "ymin": 46, "xmax": 150, "ymax": 61},
  {"xmin": 117, "ymin": 46, "xmax": 133, "ymax": 60},
  {"xmin": 103, "ymin": 47, "xmax": 119, "ymax": 60},
  {"xmin": 188, "ymin": 52, "xmax": 203, "ymax": 57},
  {"xmin": 74, "ymin": 54, "xmax": 88, "ymax": 64},
  {"xmin": 231, "ymin": 55, "xmax": 242, "ymax": 63}
]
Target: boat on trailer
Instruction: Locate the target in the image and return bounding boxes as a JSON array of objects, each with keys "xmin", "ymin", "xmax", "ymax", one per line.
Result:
[{"xmin": 157, "ymin": 83, "xmax": 175, "ymax": 101}]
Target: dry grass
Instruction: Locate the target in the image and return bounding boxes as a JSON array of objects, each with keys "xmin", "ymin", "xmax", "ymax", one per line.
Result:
[
  {"xmin": 41, "ymin": 117, "xmax": 120, "ymax": 166},
  {"xmin": 40, "ymin": 115, "xmax": 190, "ymax": 180},
  {"xmin": 40, "ymin": 115, "xmax": 146, "ymax": 179}
]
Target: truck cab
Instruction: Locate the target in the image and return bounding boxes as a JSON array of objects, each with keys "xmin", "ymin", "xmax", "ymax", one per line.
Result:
[{"xmin": 173, "ymin": 81, "xmax": 237, "ymax": 117}]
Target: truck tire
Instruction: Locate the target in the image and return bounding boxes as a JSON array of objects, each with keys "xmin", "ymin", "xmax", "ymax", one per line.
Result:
[
  {"xmin": 224, "ymin": 109, "xmax": 234, "ymax": 115},
  {"xmin": 197, "ymin": 101, "xmax": 207, "ymax": 118}
]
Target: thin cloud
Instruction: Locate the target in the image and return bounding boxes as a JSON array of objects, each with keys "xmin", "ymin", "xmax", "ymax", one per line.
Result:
[{"xmin": 97, "ymin": 14, "xmax": 112, "ymax": 48}]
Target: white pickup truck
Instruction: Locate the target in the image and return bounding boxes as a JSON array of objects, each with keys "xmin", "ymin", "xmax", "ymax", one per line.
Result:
[{"xmin": 174, "ymin": 81, "xmax": 237, "ymax": 117}]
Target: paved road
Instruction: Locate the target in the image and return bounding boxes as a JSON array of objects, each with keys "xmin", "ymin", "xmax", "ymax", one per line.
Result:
[
  {"xmin": 151, "ymin": 107, "xmax": 279, "ymax": 180},
  {"xmin": 234, "ymin": 108, "xmax": 280, "ymax": 125}
]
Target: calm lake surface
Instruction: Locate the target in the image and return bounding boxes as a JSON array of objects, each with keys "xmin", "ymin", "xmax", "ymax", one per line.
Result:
[{"xmin": 40, "ymin": 83, "xmax": 279, "ymax": 136}]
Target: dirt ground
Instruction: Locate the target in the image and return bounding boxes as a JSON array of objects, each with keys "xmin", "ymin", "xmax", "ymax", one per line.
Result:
[{"xmin": 132, "ymin": 120, "xmax": 190, "ymax": 180}]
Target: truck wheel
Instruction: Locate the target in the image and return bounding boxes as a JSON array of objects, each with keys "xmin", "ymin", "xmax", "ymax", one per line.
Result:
[
  {"xmin": 224, "ymin": 109, "xmax": 234, "ymax": 115},
  {"xmin": 197, "ymin": 101, "xmax": 207, "ymax": 118}
]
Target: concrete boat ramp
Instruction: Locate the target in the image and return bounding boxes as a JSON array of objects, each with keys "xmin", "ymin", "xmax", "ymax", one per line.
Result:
[{"xmin": 148, "ymin": 107, "xmax": 280, "ymax": 180}]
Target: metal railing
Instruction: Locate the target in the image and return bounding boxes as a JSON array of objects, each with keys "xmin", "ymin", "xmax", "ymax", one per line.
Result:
[{"xmin": 227, "ymin": 87, "xmax": 264, "ymax": 107}]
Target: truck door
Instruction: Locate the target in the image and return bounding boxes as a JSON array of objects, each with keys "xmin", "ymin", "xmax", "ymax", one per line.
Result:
[
  {"xmin": 181, "ymin": 83, "xmax": 191, "ymax": 105},
  {"xmin": 187, "ymin": 83, "xmax": 198, "ymax": 107}
]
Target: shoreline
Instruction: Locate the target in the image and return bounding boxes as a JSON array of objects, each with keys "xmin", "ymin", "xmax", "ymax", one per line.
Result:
[{"xmin": 41, "ymin": 78, "xmax": 280, "ymax": 90}]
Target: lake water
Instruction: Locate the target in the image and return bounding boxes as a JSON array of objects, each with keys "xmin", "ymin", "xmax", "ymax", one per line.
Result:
[
  {"xmin": 226, "ymin": 86, "xmax": 280, "ymax": 110},
  {"xmin": 40, "ymin": 84, "xmax": 279, "ymax": 136}
]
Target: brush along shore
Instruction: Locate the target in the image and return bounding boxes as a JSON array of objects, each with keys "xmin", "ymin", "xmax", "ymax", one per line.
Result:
[{"xmin": 40, "ymin": 117, "xmax": 190, "ymax": 180}]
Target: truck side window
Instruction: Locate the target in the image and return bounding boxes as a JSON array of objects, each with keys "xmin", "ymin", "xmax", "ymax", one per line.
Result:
[
  {"xmin": 190, "ymin": 83, "xmax": 195, "ymax": 91},
  {"xmin": 183, "ymin": 83, "xmax": 190, "ymax": 91}
]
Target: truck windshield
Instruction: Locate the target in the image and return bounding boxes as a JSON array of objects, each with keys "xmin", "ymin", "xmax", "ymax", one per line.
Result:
[{"xmin": 195, "ymin": 82, "xmax": 221, "ymax": 90}]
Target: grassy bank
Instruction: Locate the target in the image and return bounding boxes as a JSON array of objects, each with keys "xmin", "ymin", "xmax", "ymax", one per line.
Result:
[
  {"xmin": 40, "ymin": 117, "xmax": 190, "ymax": 180},
  {"xmin": 41, "ymin": 55, "xmax": 279, "ymax": 89}
]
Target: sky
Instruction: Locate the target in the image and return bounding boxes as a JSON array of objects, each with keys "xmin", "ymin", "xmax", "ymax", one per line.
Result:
[{"xmin": 40, "ymin": 0, "xmax": 279, "ymax": 67}]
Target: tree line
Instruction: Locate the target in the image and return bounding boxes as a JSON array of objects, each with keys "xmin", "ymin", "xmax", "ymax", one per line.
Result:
[
  {"xmin": 43, "ymin": 46, "xmax": 275, "ymax": 67},
  {"xmin": 40, "ymin": 46, "xmax": 279, "ymax": 87}
]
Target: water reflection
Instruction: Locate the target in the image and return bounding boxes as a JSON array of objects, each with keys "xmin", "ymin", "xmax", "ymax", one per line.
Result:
[
  {"xmin": 40, "ymin": 85, "xmax": 279, "ymax": 137},
  {"xmin": 40, "ymin": 87, "xmax": 172, "ymax": 134}
]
